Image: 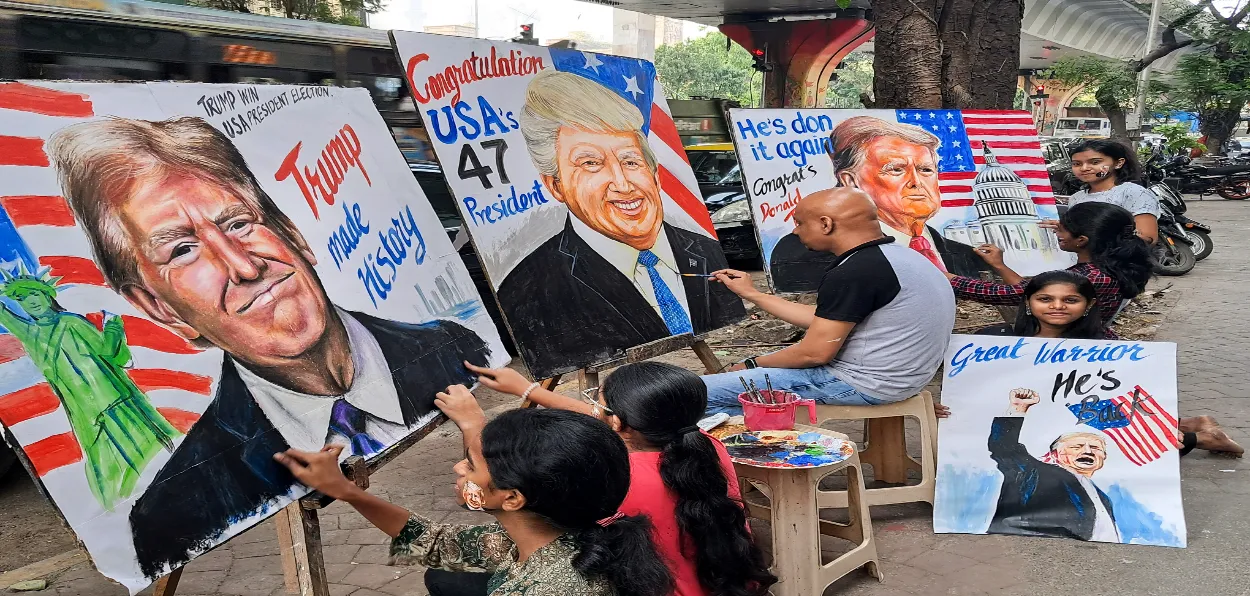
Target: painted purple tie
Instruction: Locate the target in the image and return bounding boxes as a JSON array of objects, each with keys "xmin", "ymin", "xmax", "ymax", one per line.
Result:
[{"xmin": 329, "ymin": 399, "xmax": 385, "ymax": 456}]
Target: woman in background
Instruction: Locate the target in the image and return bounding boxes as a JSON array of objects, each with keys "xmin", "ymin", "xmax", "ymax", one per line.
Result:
[{"xmin": 948, "ymin": 202, "xmax": 1152, "ymax": 334}]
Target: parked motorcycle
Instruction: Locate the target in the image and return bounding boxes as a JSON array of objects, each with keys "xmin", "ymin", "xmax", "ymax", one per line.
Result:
[
  {"xmin": 1146, "ymin": 153, "xmax": 1250, "ymax": 200},
  {"xmin": 1154, "ymin": 202, "xmax": 1198, "ymax": 276},
  {"xmin": 1149, "ymin": 182, "xmax": 1214, "ymax": 260}
]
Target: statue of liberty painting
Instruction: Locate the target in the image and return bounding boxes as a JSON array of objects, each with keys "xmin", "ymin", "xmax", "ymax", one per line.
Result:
[{"xmin": 0, "ymin": 266, "xmax": 180, "ymax": 511}]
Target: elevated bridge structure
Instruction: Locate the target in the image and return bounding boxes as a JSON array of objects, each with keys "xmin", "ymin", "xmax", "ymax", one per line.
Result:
[{"xmin": 582, "ymin": 0, "xmax": 1183, "ymax": 109}]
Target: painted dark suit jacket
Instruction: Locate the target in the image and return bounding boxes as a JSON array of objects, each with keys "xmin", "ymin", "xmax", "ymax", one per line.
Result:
[
  {"xmin": 128, "ymin": 312, "xmax": 490, "ymax": 579},
  {"xmin": 495, "ymin": 219, "xmax": 745, "ymax": 379},
  {"xmin": 987, "ymin": 416, "xmax": 1117, "ymax": 541},
  {"xmin": 768, "ymin": 226, "xmax": 987, "ymax": 292}
]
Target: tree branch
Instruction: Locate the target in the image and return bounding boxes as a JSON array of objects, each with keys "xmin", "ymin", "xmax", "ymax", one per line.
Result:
[{"xmin": 1133, "ymin": 39, "xmax": 1196, "ymax": 72}]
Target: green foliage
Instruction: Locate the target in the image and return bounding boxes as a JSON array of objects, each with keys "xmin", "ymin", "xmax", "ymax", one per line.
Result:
[
  {"xmin": 192, "ymin": 0, "xmax": 382, "ymax": 24},
  {"xmin": 1044, "ymin": 56, "xmax": 1137, "ymax": 107},
  {"xmin": 1160, "ymin": 34, "xmax": 1250, "ymax": 115},
  {"xmin": 825, "ymin": 52, "xmax": 874, "ymax": 108},
  {"xmin": 1152, "ymin": 122, "xmax": 1206, "ymax": 154},
  {"xmin": 655, "ymin": 32, "xmax": 757, "ymax": 106}
]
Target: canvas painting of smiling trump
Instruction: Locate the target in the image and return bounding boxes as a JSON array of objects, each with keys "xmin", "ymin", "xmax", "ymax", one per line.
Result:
[
  {"xmin": 0, "ymin": 81, "xmax": 508, "ymax": 593},
  {"xmin": 392, "ymin": 32, "xmax": 745, "ymax": 378}
]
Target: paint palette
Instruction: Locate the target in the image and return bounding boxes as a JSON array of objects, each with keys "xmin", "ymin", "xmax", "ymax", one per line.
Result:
[{"xmin": 721, "ymin": 430, "xmax": 855, "ymax": 469}]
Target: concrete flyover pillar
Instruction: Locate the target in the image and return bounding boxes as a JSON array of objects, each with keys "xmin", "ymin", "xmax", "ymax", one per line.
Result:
[{"xmin": 720, "ymin": 16, "xmax": 875, "ymax": 108}]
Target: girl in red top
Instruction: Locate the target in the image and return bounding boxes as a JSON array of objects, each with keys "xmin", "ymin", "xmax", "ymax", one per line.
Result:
[{"xmin": 469, "ymin": 361, "xmax": 777, "ymax": 596}]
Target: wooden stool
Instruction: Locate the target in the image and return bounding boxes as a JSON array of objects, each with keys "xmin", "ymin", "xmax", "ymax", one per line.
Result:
[
  {"xmin": 733, "ymin": 428, "xmax": 883, "ymax": 596},
  {"xmin": 814, "ymin": 391, "xmax": 937, "ymax": 508}
]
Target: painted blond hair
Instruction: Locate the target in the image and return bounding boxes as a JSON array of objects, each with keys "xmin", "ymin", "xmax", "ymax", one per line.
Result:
[
  {"xmin": 828, "ymin": 115, "xmax": 941, "ymax": 181},
  {"xmin": 518, "ymin": 70, "xmax": 657, "ymax": 179}
]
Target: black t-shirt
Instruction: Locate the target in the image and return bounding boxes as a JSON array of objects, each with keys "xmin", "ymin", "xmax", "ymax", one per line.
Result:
[{"xmin": 815, "ymin": 238, "xmax": 902, "ymax": 323}]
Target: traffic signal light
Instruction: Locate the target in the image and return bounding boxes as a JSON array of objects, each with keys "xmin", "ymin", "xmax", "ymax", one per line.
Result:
[
  {"xmin": 513, "ymin": 23, "xmax": 537, "ymax": 45},
  {"xmin": 751, "ymin": 46, "xmax": 772, "ymax": 72},
  {"xmin": 1035, "ymin": 84, "xmax": 1045, "ymax": 95}
]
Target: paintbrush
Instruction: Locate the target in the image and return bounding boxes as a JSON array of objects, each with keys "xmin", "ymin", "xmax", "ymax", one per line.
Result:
[
  {"xmin": 680, "ymin": 273, "xmax": 717, "ymax": 278},
  {"xmin": 764, "ymin": 373, "xmax": 774, "ymax": 398},
  {"xmin": 748, "ymin": 379, "xmax": 765, "ymax": 404},
  {"xmin": 739, "ymin": 377, "xmax": 758, "ymax": 403}
]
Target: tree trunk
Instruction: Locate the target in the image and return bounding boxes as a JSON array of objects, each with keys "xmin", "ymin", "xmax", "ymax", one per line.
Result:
[
  {"xmin": 1096, "ymin": 86, "xmax": 1128, "ymax": 141},
  {"xmin": 876, "ymin": 0, "xmax": 1024, "ymax": 110},
  {"xmin": 873, "ymin": 0, "xmax": 944, "ymax": 109},
  {"xmin": 1199, "ymin": 106, "xmax": 1243, "ymax": 156}
]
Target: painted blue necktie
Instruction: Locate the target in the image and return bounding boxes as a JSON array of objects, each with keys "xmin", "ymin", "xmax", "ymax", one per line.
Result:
[
  {"xmin": 329, "ymin": 399, "xmax": 385, "ymax": 456},
  {"xmin": 637, "ymin": 249, "xmax": 693, "ymax": 335}
]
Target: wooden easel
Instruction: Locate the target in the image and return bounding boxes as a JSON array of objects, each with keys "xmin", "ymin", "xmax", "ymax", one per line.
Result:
[
  {"xmin": 151, "ymin": 422, "xmax": 444, "ymax": 596},
  {"xmin": 520, "ymin": 333, "xmax": 725, "ymax": 408}
]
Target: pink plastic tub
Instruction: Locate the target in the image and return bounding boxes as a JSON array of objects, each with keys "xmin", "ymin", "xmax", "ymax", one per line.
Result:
[{"xmin": 738, "ymin": 390, "xmax": 816, "ymax": 431}]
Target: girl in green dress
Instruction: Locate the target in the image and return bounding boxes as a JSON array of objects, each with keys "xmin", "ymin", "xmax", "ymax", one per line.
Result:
[{"xmin": 0, "ymin": 267, "xmax": 180, "ymax": 511}]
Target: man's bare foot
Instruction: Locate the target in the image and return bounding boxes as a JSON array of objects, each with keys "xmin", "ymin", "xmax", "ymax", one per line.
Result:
[
  {"xmin": 1179, "ymin": 415, "xmax": 1219, "ymax": 433},
  {"xmin": 1194, "ymin": 428, "xmax": 1245, "ymax": 457},
  {"xmin": 934, "ymin": 403, "xmax": 951, "ymax": 419}
]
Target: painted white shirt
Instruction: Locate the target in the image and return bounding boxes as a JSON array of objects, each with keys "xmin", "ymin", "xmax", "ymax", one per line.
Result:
[
  {"xmin": 1073, "ymin": 472, "xmax": 1120, "ymax": 543},
  {"xmin": 568, "ymin": 216, "xmax": 691, "ymax": 323},
  {"xmin": 237, "ymin": 308, "xmax": 414, "ymax": 454}
]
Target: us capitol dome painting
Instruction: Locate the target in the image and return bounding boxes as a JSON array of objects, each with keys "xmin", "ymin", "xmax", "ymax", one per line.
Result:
[{"xmin": 941, "ymin": 144, "xmax": 1061, "ymax": 259}]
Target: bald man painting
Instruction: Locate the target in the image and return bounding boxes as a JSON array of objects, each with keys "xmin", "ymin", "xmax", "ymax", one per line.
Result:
[{"xmin": 702, "ymin": 188, "xmax": 955, "ymax": 415}]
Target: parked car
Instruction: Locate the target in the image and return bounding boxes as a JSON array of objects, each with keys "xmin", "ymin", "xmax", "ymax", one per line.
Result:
[
  {"xmin": 409, "ymin": 163, "xmax": 516, "ymax": 356},
  {"xmin": 1041, "ymin": 137, "xmax": 1081, "ymax": 195},
  {"xmin": 686, "ymin": 143, "xmax": 761, "ymax": 265}
]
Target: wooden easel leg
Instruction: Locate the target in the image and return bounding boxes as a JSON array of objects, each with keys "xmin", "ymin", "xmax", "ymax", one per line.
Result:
[
  {"xmin": 274, "ymin": 501, "xmax": 329, "ymax": 596},
  {"xmin": 519, "ymin": 375, "xmax": 561, "ymax": 408},
  {"xmin": 690, "ymin": 339, "xmax": 724, "ymax": 374},
  {"xmin": 151, "ymin": 567, "xmax": 183, "ymax": 596},
  {"xmin": 578, "ymin": 369, "xmax": 599, "ymax": 395}
]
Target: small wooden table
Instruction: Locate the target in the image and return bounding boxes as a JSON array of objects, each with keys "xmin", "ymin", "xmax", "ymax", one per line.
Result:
[{"xmin": 722, "ymin": 420, "xmax": 884, "ymax": 596}]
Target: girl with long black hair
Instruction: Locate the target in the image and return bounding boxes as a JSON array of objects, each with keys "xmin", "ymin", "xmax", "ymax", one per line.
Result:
[
  {"xmin": 274, "ymin": 388, "xmax": 674, "ymax": 596},
  {"xmin": 948, "ymin": 202, "xmax": 1153, "ymax": 334},
  {"xmin": 1062, "ymin": 138, "xmax": 1161, "ymax": 244},
  {"xmin": 938, "ymin": 270, "xmax": 1243, "ymax": 457},
  {"xmin": 467, "ymin": 361, "xmax": 777, "ymax": 596}
]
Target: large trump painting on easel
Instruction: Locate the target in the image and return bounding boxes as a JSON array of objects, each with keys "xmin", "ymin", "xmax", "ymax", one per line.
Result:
[
  {"xmin": 0, "ymin": 81, "xmax": 508, "ymax": 593},
  {"xmin": 390, "ymin": 32, "xmax": 746, "ymax": 379},
  {"xmin": 728, "ymin": 109, "xmax": 1075, "ymax": 292}
]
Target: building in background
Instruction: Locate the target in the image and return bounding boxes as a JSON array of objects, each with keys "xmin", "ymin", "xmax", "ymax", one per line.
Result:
[
  {"xmin": 611, "ymin": 9, "xmax": 655, "ymax": 59},
  {"xmin": 424, "ymin": 23, "xmax": 476, "ymax": 37},
  {"xmin": 655, "ymin": 16, "xmax": 682, "ymax": 47}
]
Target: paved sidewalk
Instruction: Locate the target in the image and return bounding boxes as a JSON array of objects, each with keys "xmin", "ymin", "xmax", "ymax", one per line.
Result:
[{"xmin": 10, "ymin": 200, "xmax": 1249, "ymax": 596}]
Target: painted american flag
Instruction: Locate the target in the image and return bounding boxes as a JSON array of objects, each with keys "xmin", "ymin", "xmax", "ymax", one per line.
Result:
[
  {"xmin": 893, "ymin": 109, "xmax": 1055, "ymax": 209},
  {"xmin": 1066, "ymin": 386, "xmax": 1180, "ymax": 466},
  {"xmin": 0, "ymin": 82, "xmax": 219, "ymax": 479},
  {"xmin": 548, "ymin": 48, "xmax": 717, "ymax": 237}
]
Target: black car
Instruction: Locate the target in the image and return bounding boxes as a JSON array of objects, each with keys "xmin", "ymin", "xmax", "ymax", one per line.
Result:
[
  {"xmin": 1042, "ymin": 137, "xmax": 1081, "ymax": 195},
  {"xmin": 409, "ymin": 163, "xmax": 516, "ymax": 356},
  {"xmin": 687, "ymin": 147, "xmax": 761, "ymax": 265}
]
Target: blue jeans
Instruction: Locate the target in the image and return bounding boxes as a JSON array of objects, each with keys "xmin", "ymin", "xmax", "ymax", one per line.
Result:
[{"xmin": 702, "ymin": 365, "xmax": 888, "ymax": 417}]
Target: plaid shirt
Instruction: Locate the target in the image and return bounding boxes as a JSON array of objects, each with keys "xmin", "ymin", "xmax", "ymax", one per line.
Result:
[{"xmin": 950, "ymin": 262, "xmax": 1124, "ymax": 336}]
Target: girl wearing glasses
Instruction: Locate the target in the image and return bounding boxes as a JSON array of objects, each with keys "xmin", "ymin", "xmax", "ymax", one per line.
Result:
[{"xmin": 466, "ymin": 361, "xmax": 777, "ymax": 596}]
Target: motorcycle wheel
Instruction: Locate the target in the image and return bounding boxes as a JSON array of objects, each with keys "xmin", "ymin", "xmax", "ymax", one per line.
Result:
[
  {"xmin": 1185, "ymin": 229, "xmax": 1213, "ymax": 261},
  {"xmin": 1153, "ymin": 236, "xmax": 1197, "ymax": 276},
  {"xmin": 1217, "ymin": 183, "xmax": 1250, "ymax": 200}
]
